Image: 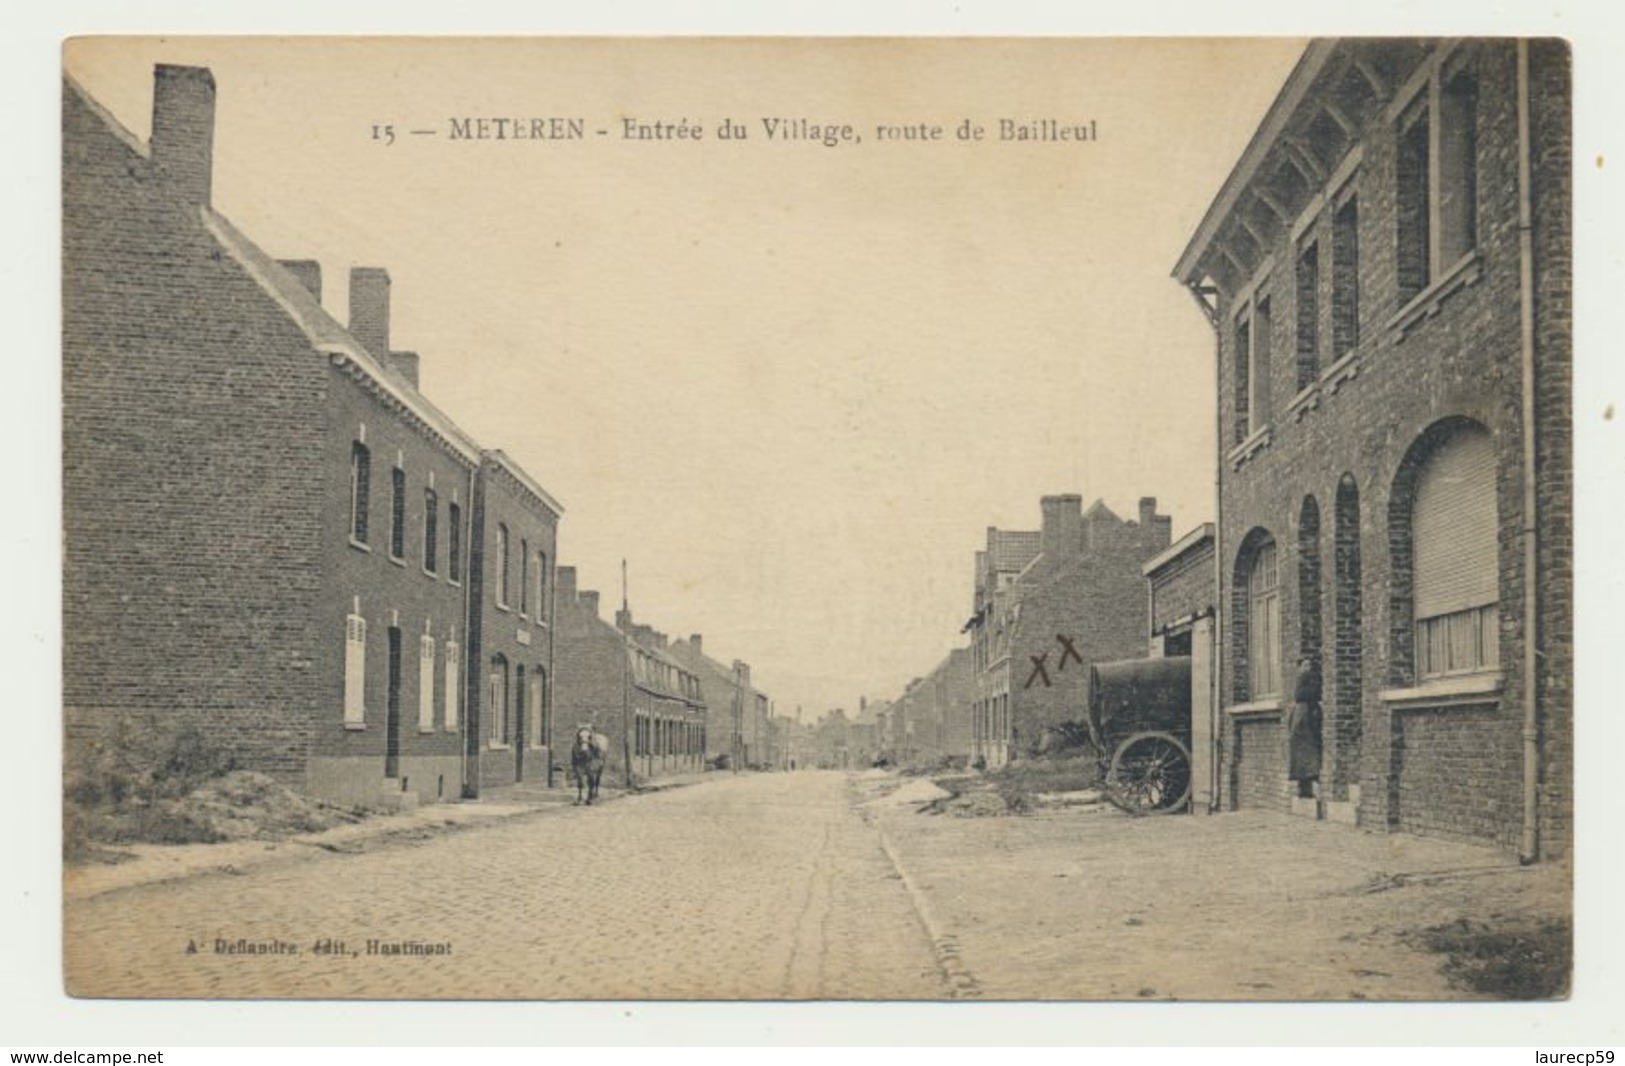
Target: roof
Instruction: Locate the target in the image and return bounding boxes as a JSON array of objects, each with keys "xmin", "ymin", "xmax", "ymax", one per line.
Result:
[
  {"xmin": 989, "ymin": 530, "xmax": 1041, "ymax": 572},
  {"xmin": 1173, "ymin": 40, "xmax": 1329, "ymax": 285},
  {"xmin": 1143, "ymin": 523, "xmax": 1216, "ymax": 577},
  {"xmin": 486, "ymin": 449, "xmax": 565, "ymax": 518},
  {"xmin": 1081, "ymin": 497, "xmax": 1120, "ymax": 523}
]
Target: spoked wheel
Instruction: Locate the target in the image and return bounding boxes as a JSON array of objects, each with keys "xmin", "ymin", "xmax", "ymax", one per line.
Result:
[{"xmin": 1106, "ymin": 731, "xmax": 1192, "ymax": 815}]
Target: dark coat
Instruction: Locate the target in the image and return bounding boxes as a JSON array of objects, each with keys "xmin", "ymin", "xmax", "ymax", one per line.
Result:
[{"xmin": 1287, "ymin": 662, "xmax": 1322, "ymax": 782}]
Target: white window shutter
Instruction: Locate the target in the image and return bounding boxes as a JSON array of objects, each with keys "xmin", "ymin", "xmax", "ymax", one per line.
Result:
[
  {"xmin": 444, "ymin": 641, "xmax": 460, "ymax": 730},
  {"xmin": 344, "ymin": 613, "xmax": 367, "ymax": 726},
  {"xmin": 418, "ymin": 634, "xmax": 436, "ymax": 732}
]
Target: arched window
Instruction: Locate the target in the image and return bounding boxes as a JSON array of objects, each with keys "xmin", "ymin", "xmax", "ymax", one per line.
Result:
[
  {"xmin": 1234, "ymin": 532, "xmax": 1281, "ymax": 701},
  {"xmin": 349, "ymin": 442, "xmax": 371, "ymax": 544},
  {"xmin": 1411, "ymin": 425, "xmax": 1498, "ymax": 677},
  {"xmin": 496, "ymin": 524, "xmax": 511, "ymax": 608},
  {"xmin": 422, "ymin": 488, "xmax": 438, "ymax": 574},
  {"xmin": 519, "ymin": 538, "xmax": 530, "ymax": 616},
  {"xmin": 489, "ymin": 654, "xmax": 509, "ymax": 744}
]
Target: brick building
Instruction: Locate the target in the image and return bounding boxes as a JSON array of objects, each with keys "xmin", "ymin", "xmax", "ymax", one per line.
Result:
[
  {"xmin": 1173, "ymin": 40, "xmax": 1571, "ymax": 858},
  {"xmin": 465, "ymin": 452, "xmax": 563, "ymax": 795},
  {"xmin": 967, "ymin": 496, "xmax": 1172, "ymax": 767},
  {"xmin": 550, "ymin": 571, "xmax": 707, "ymax": 786},
  {"xmin": 666, "ymin": 635, "xmax": 773, "ymax": 771},
  {"xmin": 63, "ymin": 65, "xmax": 564, "ymax": 808},
  {"xmin": 927, "ymin": 647, "xmax": 976, "ymax": 764}
]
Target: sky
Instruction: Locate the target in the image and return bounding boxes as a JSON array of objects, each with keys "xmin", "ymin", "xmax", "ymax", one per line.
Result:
[{"xmin": 71, "ymin": 36, "xmax": 1312, "ymax": 716}]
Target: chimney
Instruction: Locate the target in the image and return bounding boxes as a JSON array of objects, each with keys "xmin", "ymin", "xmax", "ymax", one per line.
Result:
[
  {"xmin": 689, "ymin": 634, "xmax": 703, "ymax": 657},
  {"xmin": 349, "ymin": 267, "xmax": 391, "ymax": 359},
  {"xmin": 151, "ymin": 64, "xmax": 216, "ymax": 205},
  {"xmin": 277, "ymin": 260, "xmax": 322, "ymax": 302},
  {"xmin": 1139, "ymin": 497, "xmax": 1157, "ymax": 530},
  {"xmin": 579, "ymin": 590, "xmax": 600, "ymax": 619},
  {"xmin": 556, "ymin": 566, "xmax": 577, "ymax": 600},
  {"xmin": 1040, "ymin": 494, "xmax": 1084, "ymax": 561},
  {"xmin": 391, "ymin": 350, "xmax": 420, "ymax": 388}
]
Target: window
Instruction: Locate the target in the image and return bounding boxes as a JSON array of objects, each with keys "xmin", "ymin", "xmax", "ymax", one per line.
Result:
[
  {"xmin": 1397, "ymin": 58, "xmax": 1478, "ymax": 303},
  {"xmin": 520, "ymin": 538, "xmax": 530, "ymax": 616},
  {"xmin": 489, "ymin": 655, "xmax": 509, "ymax": 744},
  {"xmin": 536, "ymin": 552, "xmax": 548, "ymax": 622},
  {"xmin": 349, "ymin": 443, "xmax": 371, "ymax": 545},
  {"xmin": 1232, "ymin": 294, "xmax": 1273, "ymax": 444},
  {"xmin": 1413, "ymin": 426, "xmax": 1498, "ymax": 677},
  {"xmin": 1295, "ymin": 241, "xmax": 1320, "ymax": 391},
  {"xmin": 1245, "ymin": 539, "xmax": 1281, "ymax": 699},
  {"xmin": 444, "ymin": 636, "xmax": 461, "ymax": 729},
  {"xmin": 343, "ymin": 610, "xmax": 367, "ymax": 726},
  {"xmin": 418, "ymin": 634, "xmax": 436, "ymax": 732},
  {"xmin": 448, "ymin": 502, "xmax": 462, "ymax": 584},
  {"xmin": 423, "ymin": 489, "xmax": 438, "ymax": 574},
  {"xmin": 1331, "ymin": 195, "xmax": 1360, "ymax": 358},
  {"xmin": 390, "ymin": 467, "xmax": 406, "ymax": 559},
  {"xmin": 496, "ymin": 524, "xmax": 511, "ymax": 608}
]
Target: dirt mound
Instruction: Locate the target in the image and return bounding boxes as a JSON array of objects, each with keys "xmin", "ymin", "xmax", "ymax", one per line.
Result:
[
  {"xmin": 864, "ymin": 777, "xmax": 952, "ymax": 808},
  {"xmin": 930, "ymin": 790, "xmax": 1011, "ymax": 817},
  {"xmin": 165, "ymin": 771, "xmax": 364, "ymax": 841}
]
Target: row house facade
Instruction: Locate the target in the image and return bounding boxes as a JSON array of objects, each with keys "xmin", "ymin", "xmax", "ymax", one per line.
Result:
[
  {"xmin": 551, "ymin": 571, "xmax": 707, "ymax": 786},
  {"xmin": 667, "ymin": 635, "xmax": 773, "ymax": 771},
  {"xmin": 63, "ymin": 65, "xmax": 564, "ymax": 808},
  {"xmin": 1173, "ymin": 39, "xmax": 1571, "ymax": 858},
  {"xmin": 877, "ymin": 650, "xmax": 976, "ymax": 768},
  {"xmin": 967, "ymin": 496, "xmax": 1173, "ymax": 768}
]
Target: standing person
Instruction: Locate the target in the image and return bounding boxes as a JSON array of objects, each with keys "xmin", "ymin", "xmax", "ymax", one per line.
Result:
[{"xmin": 1288, "ymin": 657, "xmax": 1322, "ymax": 799}]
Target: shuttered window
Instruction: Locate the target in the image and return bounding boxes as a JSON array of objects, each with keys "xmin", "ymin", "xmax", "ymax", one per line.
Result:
[
  {"xmin": 1414, "ymin": 426, "xmax": 1498, "ymax": 676},
  {"xmin": 343, "ymin": 612, "xmax": 367, "ymax": 726},
  {"xmin": 1247, "ymin": 540, "xmax": 1281, "ymax": 699},
  {"xmin": 418, "ymin": 634, "xmax": 436, "ymax": 732},
  {"xmin": 443, "ymin": 639, "xmax": 461, "ymax": 730}
]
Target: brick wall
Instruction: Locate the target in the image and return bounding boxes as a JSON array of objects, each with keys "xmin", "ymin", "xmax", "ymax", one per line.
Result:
[
  {"xmin": 1149, "ymin": 538, "xmax": 1216, "ymax": 636},
  {"xmin": 1010, "ymin": 543, "xmax": 1155, "ymax": 753},
  {"xmin": 63, "ymin": 80, "xmax": 327, "ymax": 782},
  {"xmin": 551, "ymin": 591, "xmax": 634, "ymax": 785}
]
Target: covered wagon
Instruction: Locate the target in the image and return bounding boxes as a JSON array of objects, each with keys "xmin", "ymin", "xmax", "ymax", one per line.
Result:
[{"xmin": 1087, "ymin": 656, "xmax": 1194, "ymax": 814}]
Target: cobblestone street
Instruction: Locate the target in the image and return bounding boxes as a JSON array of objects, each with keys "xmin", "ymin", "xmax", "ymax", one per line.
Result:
[
  {"xmin": 65, "ymin": 770, "xmax": 1570, "ymax": 1001},
  {"xmin": 65, "ymin": 771, "xmax": 945, "ymax": 1000}
]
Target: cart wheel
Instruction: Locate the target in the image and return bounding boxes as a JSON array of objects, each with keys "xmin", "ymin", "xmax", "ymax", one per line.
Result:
[{"xmin": 1106, "ymin": 731, "xmax": 1192, "ymax": 815}]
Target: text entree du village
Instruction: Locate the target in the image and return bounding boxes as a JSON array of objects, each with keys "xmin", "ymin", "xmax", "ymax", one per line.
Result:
[{"xmin": 441, "ymin": 115, "xmax": 1099, "ymax": 146}]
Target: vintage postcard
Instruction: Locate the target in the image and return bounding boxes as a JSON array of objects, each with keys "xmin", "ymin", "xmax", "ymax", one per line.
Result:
[{"xmin": 59, "ymin": 35, "xmax": 1576, "ymax": 1006}]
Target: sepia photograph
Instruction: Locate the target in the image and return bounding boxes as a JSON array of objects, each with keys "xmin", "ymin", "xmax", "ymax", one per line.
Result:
[{"xmin": 41, "ymin": 19, "xmax": 1605, "ymax": 1030}]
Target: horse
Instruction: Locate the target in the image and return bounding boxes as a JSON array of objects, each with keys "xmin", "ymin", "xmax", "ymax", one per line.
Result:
[{"xmin": 570, "ymin": 728, "xmax": 605, "ymax": 805}]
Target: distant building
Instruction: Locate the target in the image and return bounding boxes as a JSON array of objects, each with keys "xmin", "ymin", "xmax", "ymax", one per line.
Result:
[
  {"xmin": 63, "ymin": 66, "xmax": 563, "ymax": 808},
  {"xmin": 551, "ymin": 570, "xmax": 706, "ymax": 785},
  {"xmin": 966, "ymin": 496, "xmax": 1172, "ymax": 767},
  {"xmin": 1173, "ymin": 40, "xmax": 1571, "ymax": 858},
  {"xmin": 667, "ymin": 635, "xmax": 773, "ymax": 770}
]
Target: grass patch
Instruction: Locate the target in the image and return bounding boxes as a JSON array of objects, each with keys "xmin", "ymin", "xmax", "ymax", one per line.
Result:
[{"xmin": 1413, "ymin": 916, "xmax": 1571, "ymax": 999}]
